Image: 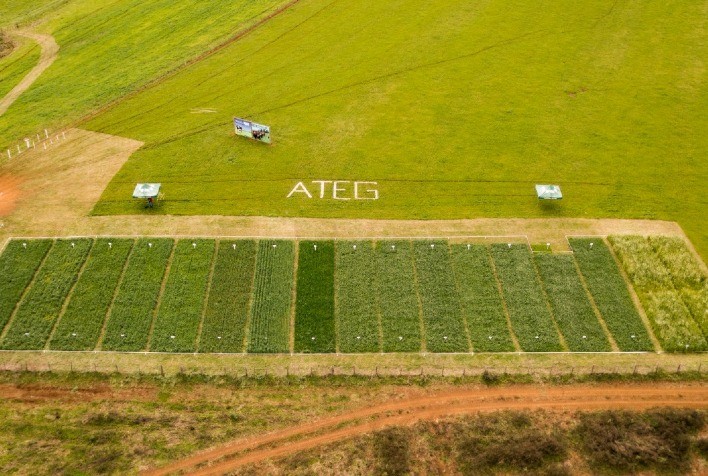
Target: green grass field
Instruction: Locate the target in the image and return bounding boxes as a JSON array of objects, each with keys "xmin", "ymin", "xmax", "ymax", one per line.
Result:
[
  {"xmin": 3, "ymin": 236, "xmax": 700, "ymax": 354},
  {"xmin": 0, "ymin": 35, "xmax": 40, "ymax": 99}
]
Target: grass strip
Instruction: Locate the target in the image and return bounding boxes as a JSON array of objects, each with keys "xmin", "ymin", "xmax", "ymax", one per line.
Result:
[
  {"xmin": 336, "ymin": 241, "xmax": 379, "ymax": 353},
  {"xmin": 1, "ymin": 239, "xmax": 92, "ymax": 349},
  {"xmin": 49, "ymin": 239, "xmax": 133, "ymax": 351},
  {"xmin": 0, "ymin": 239, "xmax": 52, "ymax": 333},
  {"xmin": 490, "ymin": 244, "xmax": 562, "ymax": 352},
  {"xmin": 101, "ymin": 239, "xmax": 173, "ymax": 351},
  {"xmin": 534, "ymin": 254, "xmax": 611, "ymax": 352},
  {"xmin": 199, "ymin": 240, "xmax": 256, "ymax": 353},
  {"xmin": 376, "ymin": 240, "xmax": 422, "ymax": 352},
  {"xmin": 609, "ymin": 236, "xmax": 706, "ymax": 352},
  {"xmin": 569, "ymin": 238, "xmax": 653, "ymax": 351},
  {"xmin": 450, "ymin": 244, "xmax": 515, "ymax": 352},
  {"xmin": 150, "ymin": 240, "xmax": 215, "ymax": 353},
  {"xmin": 294, "ymin": 241, "xmax": 335, "ymax": 353},
  {"xmin": 413, "ymin": 241, "xmax": 468, "ymax": 352},
  {"xmin": 247, "ymin": 240, "xmax": 295, "ymax": 353}
]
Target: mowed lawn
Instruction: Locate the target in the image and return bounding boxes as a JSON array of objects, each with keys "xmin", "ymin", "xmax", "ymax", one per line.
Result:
[{"xmin": 81, "ymin": 0, "xmax": 708, "ymax": 257}]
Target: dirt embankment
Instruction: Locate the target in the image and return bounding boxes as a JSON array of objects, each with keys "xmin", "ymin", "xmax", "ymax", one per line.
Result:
[{"xmin": 144, "ymin": 383, "xmax": 708, "ymax": 476}]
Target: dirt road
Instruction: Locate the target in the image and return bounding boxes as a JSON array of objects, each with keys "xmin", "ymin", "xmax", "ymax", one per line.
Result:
[
  {"xmin": 143, "ymin": 383, "xmax": 708, "ymax": 476},
  {"xmin": 0, "ymin": 30, "xmax": 58, "ymax": 116}
]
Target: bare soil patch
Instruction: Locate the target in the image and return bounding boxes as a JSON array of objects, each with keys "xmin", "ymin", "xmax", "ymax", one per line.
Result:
[{"xmin": 0, "ymin": 173, "xmax": 21, "ymax": 216}]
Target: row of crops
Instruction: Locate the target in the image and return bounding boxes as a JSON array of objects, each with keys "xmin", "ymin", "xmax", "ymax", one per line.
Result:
[{"xmin": 0, "ymin": 237, "xmax": 704, "ymax": 353}]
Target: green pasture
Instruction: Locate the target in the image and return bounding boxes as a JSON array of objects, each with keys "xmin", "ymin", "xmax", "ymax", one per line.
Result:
[
  {"xmin": 68, "ymin": 0, "xmax": 705, "ymax": 258},
  {"xmin": 0, "ymin": 35, "xmax": 40, "ymax": 99},
  {"xmin": 3, "ymin": 235, "xmax": 704, "ymax": 354}
]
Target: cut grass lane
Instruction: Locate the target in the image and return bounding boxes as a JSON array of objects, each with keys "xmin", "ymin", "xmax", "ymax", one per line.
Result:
[
  {"xmin": 335, "ymin": 240, "xmax": 380, "ymax": 353},
  {"xmin": 450, "ymin": 244, "xmax": 515, "ymax": 352},
  {"xmin": 0, "ymin": 239, "xmax": 52, "ymax": 333},
  {"xmin": 49, "ymin": 239, "xmax": 133, "ymax": 351},
  {"xmin": 199, "ymin": 240, "xmax": 256, "ymax": 353},
  {"xmin": 101, "ymin": 239, "xmax": 173, "ymax": 351},
  {"xmin": 534, "ymin": 253, "xmax": 611, "ymax": 352},
  {"xmin": 247, "ymin": 240, "xmax": 294, "ymax": 353},
  {"xmin": 569, "ymin": 238, "xmax": 653, "ymax": 351},
  {"xmin": 376, "ymin": 240, "xmax": 422, "ymax": 352},
  {"xmin": 490, "ymin": 244, "xmax": 562, "ymax": 352},
  {"xmin": 294, "ymin": 241, "xmax": 335, "ymax": 353},
  {"xmin": 1, "ymin": 239, "xmax": 92, "ymax": 350},
  {"xmin": 413, "ymin": 240, "xmax": 468, "ymax": 352},
  {"xmin": 150, "ymin": 239, "xmax": 215, "ymax": 353}
]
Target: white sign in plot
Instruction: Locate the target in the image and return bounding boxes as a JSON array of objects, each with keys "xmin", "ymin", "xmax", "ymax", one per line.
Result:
[{"xmin": 233, "ymin": 117, "xmax": 271, "ymax": 144}]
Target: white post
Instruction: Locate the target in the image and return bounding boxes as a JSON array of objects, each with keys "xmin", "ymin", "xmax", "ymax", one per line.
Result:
[
  {"xmin": 24, "ymin": 138, "xmax": 31, "ymax": 149},
  {"xmin": 44, "ymin": 129, "xmax": 49, "ymax": 138},
  {"xmin": 43, "ymin": 143, "xmax": 47, "ymax": 150},
  {"xmin": 6, "ymin": 149, "xmax": 10, "ymax": 159},
  {"xmin": 16, "ymin": 145, "xmax": 21, "ymax": 154},
  {"xmin": 62, "ymin": 131, "xmax": 66, "ymax": 139}
]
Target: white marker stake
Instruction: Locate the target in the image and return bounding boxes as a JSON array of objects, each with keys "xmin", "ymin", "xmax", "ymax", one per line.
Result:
[
  {"xmin": 17, "ymin": 145, "xmax": 21, "ymax": 154},
  {"xmin": 353, "ymin": 245, "xmax": 357, "ymax": 250},
  {"xmin": 314, "ymin": 244, "xmax": 317, "ymax": 251},
  {"xmin": 45, "ymin": 129, "xmax": 49, "ymax": 139},
  {"xmin": 6, "ymin": 150, "xmax": 10, "ymax": 159},
  {"xmin": 62, "ymin": 131, "xmax": 66, "ymax": 139},
  {"xmin": 192, "ymin": 242, "xmax": 197, "ymax": 249},
  {"xmin": 108, "ymin": 242, "xmax": 112, "ymax": 249},
  {"xmin": 508, "ymin": 243, "xmax": 512, "ymax": 248},
  {"xmin": 232, "ymin": 244, "xmax": 236, "ymax": 250},
  {"xmin": 430, "ymin": 244, "xmax": 434, "ymax": 249},
  {"xmin": 43, "ymin": 143, "xmax": 47, "ymax": 150},
  {"xmin": 148, "ymin": 243, "xmax": 152, "ymax": 248},
  {"xmin": 467, "ymin": 244, "xmax": 471, "ymax": 250}
]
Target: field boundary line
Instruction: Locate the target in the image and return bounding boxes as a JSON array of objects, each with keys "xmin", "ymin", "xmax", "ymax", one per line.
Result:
[
  {"xmin": 573, "ymin": 254, "xmax": 620, "ymax": 352},
  {"xmin": 288, "ymin": 240, "xmax": 300, "ymax": 354},
  {"xmin": 95, "ymin": 239, "xmax": 136, "ymax": 351},
  {"xmin": 195, "ymin": 241, "xmax": 219, "ymax": 352},
  {"xmin": 532, "ymin": 254, "xmax": 569, "ymax": 352},
  {"xmin": 488, "ymin": 247, "xmax": 522, "ymax": 352},
  {"xmin": 410, "ymin": 240, "xmax": 427, "ymax": 353},
  {"xmin": 0, "ymin": 239, "xmax": 54, "ymax": 343},
  {"xmin": 145, "ymin": 240, "xmax": 176, "ymax": 352},
  {"xmin": 604, "ymin": 237, "xmax": 662, "ymax": 353},
  {"xmin": 45, "ymin": 239, "xmax": 95, "ymax": 350}
]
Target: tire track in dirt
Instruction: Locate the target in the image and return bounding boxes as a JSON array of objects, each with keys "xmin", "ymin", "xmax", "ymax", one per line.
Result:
[
  {"xmin": 0, "ymin": 30, "xmax": 58, "ymax": 116},
  {"xmin": 144, "ymin": 383, "xmax": 708, "ymax": 476}
]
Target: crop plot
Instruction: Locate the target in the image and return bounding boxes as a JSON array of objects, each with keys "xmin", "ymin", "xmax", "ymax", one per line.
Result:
[
  {"xmin": 199, "ymin": 240, "xmax": 256, "ymax": 353},
  {"xmin": 1, "ymin": 239, "xmax": 92, "ymax": 350},
  {"xmin": 247, "ymin": 240, "xmax": 295, "ymax": 353},
  {"xmin": 534, "ymin": 254, "xmax": 610, "ymax": 352},
  {"xmin": 569, "ymin": 238, "xmax": 652, "ymax": 351},
  {"xmin": 490, "ymin": 244, "xmax": 562, "ymax": 352},
  {"xmin": 294, "ymin": 241, "xmax": 335, "ymax": 353},
  {"xmin": 101, "ymin": 239, "xmax": 173, "ymax": 351},
  {"xmin": 0, "ymin": 239, "xmax": 51, "ymax": 333},
  {"xmin": 376, "ymin": 240, "xmax": 422, "ymax": 352},
  {"xmin": 49, "ymin": 239, "xmax": 133, "ymax": 351},
  {"xmin": 609, "ymin": 236, "xmax": 706, "ymax": 352},
  {"xmin": 413, "ymin": 241, "xmax": 468, "ymax": 352},
  {"xmin": 450, "ymin": 244, "xmax": 515, "ymax": 352},
  {"xmin": 649, "ymin": 237, "xmax": 707, "ymax": 337},
  {"xmin": 150, "ymin": 240, "xmax": 215, "ymax": 353},
  {"xmin": 335, "ymin": 241, "xmax": 380, "ymax": 353}
]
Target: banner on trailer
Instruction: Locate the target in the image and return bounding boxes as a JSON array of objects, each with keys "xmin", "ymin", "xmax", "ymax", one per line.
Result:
[{"xmin": 234, "ymin": 118, "xmax": 271, "ymax": 144}]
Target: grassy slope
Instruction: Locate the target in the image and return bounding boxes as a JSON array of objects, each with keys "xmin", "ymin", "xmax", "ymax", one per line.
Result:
[
  {"xmin": 0, "ymin": 0, "xmax": 287, "ymax": 148},
  {"xmin": 82, "ymin": 0, "xmax": 707, "ymax": 258},
  {"xmin": 0, "ymin": 36, "xmax": 40, "ymax": 99}
]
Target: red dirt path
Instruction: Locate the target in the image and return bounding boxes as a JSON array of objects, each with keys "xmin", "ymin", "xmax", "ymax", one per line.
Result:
[
  {"xmin": 144, "ymin": 383, "xmax": 708, "ymax": 476},
  {"xmin": 0, "ymin": 174, "xmax": 21, "ymax": 216}
]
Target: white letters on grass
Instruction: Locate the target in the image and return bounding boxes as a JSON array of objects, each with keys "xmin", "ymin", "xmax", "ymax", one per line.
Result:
[{"xmin": 287, "ymin": 180, "xmax": 379, "ymax": 200}]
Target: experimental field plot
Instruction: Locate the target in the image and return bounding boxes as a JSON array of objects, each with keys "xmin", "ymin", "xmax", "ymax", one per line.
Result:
[{"xmin": 0, "ymin": 236, "xmax": 704, "ymax": 354}]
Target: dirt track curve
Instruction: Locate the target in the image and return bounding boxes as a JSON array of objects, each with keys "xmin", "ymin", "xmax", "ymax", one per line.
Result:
[
  {"xmin": 0, "ymin": 30, "xmax": 58, "ymax": 116},
  {"xmin": 144, "ymin": 383, "xmax": 708, "ymax": 476}
]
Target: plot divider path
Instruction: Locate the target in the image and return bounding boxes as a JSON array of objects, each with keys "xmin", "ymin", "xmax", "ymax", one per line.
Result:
[
  {"xmin": 288, "ymin": 240, "xmax": 300, "ymax": 355},
  {"xmin": 44, "ymin": 239, "xmax": 96, "ymax": 350},
  {"xmin": 195, "ymin": 241, "xmax": 219, "ymax": 352},
  {"xmin": 488, "ymin": 248, "xmax": 522, "ymax": 352},
  {"xmin": 410, "ymin": 240, "xmax": 427, "ymax": 353},
  {"xmin": 373, "ymin": 240, "xmax": 385, "ymax": 353},
  {"xmin": 0, "ymin": 240, "xmax": 53, "ymax": 342},
  {"xmin": 448, "ymin": 243, "xmax": 473, "ymax": 352},
  {"xmin": 95, "ymin": 240, "xmax": 136, "ymax": 351},
  {"xmin": 572, "ymin": 256, "xmax": 620, "ymax": 352},
  {"xmin": 145, "ymin": 240, "xmax": 176, "ymax": 352},
  {"xmin": 532, "ymin": 255, "xmax": 569, "ymax": 352},
  {"xmin": 241, "ymin": 240, "xmax": 260, "ymax": 353},
  {"xmin": 605, "ymin": 238, "xmax": 662, "ymax": 353}
]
